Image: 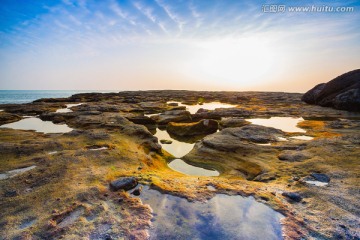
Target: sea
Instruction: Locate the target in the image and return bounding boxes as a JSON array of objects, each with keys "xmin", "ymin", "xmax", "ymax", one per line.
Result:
[{"xmin": 0, "ymin": 90, "xmax": 115, "ymax": 104}]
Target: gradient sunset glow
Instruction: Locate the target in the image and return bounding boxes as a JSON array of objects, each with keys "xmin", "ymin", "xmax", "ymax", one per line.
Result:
[{"xmin": 0, "ymin": 0, "xmax": 359, "ymax": 92}]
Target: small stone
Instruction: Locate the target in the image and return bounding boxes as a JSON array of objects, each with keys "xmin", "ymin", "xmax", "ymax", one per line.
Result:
[
  {"xmin": 4, "ymin": 190, "xmax": 18, "ymax": 197},
  {"xmin": 132, "ymin": 186, "xmax": 143, "ymax": 196},
  {"xmin": 109, "ymin": 177, "xmax": 138, "ymax": 191},
  {"xmin": 104, "ymin": 234, "xmax": 113, "ymax": 240},
  {"xmin": 339, "ymin": 224, "xmax": 346, "ymax": 229},
  {"xmin": 282, "ymin": 192, "xmax": 302, "ymax": 202},
  {"xmin": 160, "ymin": 139, "xmax": 173, "ymax": 144},
  {"xmin": 310, "ymin": 173, "xmax": 330, "ymax": 183}
]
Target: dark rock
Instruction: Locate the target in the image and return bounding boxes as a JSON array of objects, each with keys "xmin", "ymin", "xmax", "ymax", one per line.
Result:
[
  {"xmin": 310, "ymin": 173, "xmax": 330, "ymax": 183},
  {"xmin": 333, "ymin": 88, "xmax": 360, "ymax": 111},
  {"xmin": 0, "ymin": 112, "xmax": 22, "ymax": 125},
  {"xmin": 160, "ymin": 139, "xmax": 172, "ymax": 144},
  {"xmin": 109, "ymin": 177, "xmax": 138, "ymax": 191},
  {"xmin": 125, "ymin": 115, "xmax": 156, "ymax": 125},
  {"xmin": 151, "ymin": 110, "xmax": 192, "ymax": 125},
  {"xmin": 131, "ymin": 186, "xmax": 143, "ymax": 196},
  {"xmin": 167, "ymin": 119, "xmax": 218, "ymax": 136},
  {"xmin": 219, "ymin": 117, "xmax": 250, "ymax": 129},
  {"xmin": 302, "ymin": 83, "xmax": 326, "ymax": 104},
  {"xmin": 168, "ymin": 103, "xmax": 178, "ymax": 106},
  {"xmin": 302, "ymin": 69, "xmax": 360, "ymax": 111},
  {"xmin": 282, "ymin": 192, "xmax": 302, "ymax": 202},
  {"xmin": 104, "ymin": 234, "xmax": 113, "ymax": 240},
  {"xmin": 278, "ymin": 150, "xmax": 312, "ymax": 162},
  {"xmin": 4, "ymin": 189, "xmax": 18, "ymax": 197}
]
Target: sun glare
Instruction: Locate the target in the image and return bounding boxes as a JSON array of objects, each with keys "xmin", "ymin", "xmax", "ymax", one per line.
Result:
[{"xmin": 184, "ymin": 37, "xmax": 283, "ymax": 88}]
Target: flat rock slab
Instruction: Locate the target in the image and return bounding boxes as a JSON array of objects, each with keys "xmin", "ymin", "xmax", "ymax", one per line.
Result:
[{"xmin": 109, "ymin": 177, "xmax": 138, "ymax": 191}]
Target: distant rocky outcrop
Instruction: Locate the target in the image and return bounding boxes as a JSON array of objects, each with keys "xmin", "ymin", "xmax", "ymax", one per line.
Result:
[{"xmin": 302, "ymin": 69, "xmax": 360, "ymax": 111}]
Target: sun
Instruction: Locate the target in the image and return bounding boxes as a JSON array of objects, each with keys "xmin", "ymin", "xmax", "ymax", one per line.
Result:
[{"xmin": 183, "ymin": 37, "xmax": 284, "ymax": 89}]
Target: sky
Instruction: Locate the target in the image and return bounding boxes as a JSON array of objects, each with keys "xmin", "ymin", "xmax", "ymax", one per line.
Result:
[{"xmin": 0, "ymin": 0, "xmax": 359, "ymax": 92}]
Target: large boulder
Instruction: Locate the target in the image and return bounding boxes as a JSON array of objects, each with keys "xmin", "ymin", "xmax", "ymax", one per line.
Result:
[
  {"xmin": 167, "ymin": 119, "xmax": 218, "ymax": 136},
  {"xmin": 302, "ymin": 69, "xmax": 360, "ymax": 111}
]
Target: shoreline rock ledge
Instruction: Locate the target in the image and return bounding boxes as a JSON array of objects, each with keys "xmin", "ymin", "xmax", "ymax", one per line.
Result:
[{"xmin": 302, "ymin": 69, "xmax": 360, "ymax": 111}]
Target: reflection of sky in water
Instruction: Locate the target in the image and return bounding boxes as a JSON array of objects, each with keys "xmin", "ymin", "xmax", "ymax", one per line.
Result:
[
  {"xmin": 154, "ymin": 129, "xmax": 220, "ymax": 176},
  {"xmin": 305, "ymin": 181, "xmax": 328, "ymax": 186},
  {"xmin": 56, "ymin": 103, "xmax": 83, "ymax": 113},
  {"xmin": 290, "ymin": 136, "xmax": 313, "ymax": 141},
  {"xmin": 139, "ymin": 186, "xmax": 283, "ymax": 240},
  {"xmin": 247, "ymin": 117, "xmax": 306, "ymax": 133},
  {"xmin": 0, "ymin": 117, "xmax": 73, "ymax": 133},
  {"xmin": 168, "ymin": 159, "xmax": 219, "ymax": 177},
  {"xmin": 154, "ymin": 128, "xmax": 194, "ymax": 158},
  {"xmin": 0, "ymin": 165, "xmax": 36, "ymax": 180},
  {"xmin": 167, "ymin": 101, "xmax": 237, "ymax": 114}
]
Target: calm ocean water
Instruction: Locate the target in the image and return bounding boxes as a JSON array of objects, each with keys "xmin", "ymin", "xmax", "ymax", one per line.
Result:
[{"xmin": 0, "ymin": 90, "xmax": 115, "ymax": 104}]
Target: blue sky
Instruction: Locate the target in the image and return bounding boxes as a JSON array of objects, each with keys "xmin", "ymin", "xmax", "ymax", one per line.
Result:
[{"xmin": 0, "ymin": 0, "xmax": 359, "ymax": 91}]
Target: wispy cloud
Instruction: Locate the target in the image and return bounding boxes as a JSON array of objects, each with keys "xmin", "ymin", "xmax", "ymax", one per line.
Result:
[
  {"xmin": 188, "ymin": 1, "xmax": 202, "ymax": 28},
  {"xmin": 133, "ymin": 1, "xmax": 156, "ymax": 23},
  {"xmin": 155, "ymin": 0, "xmax": 185, "ymax": 32},
  {"xmin": 133, "ymin": 1, "xmax": 169, "ymax": 33},
  {"xmin": 110, "ymin": 0, "xmax": 137, "ymax": 26}
]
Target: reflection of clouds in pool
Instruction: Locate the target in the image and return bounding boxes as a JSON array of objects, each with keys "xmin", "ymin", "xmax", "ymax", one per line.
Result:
[
  {"xmin": 154, "ymin": 128, "xmax": 194, "ymax": 158},
  {"xmin": 56, "ymin": 103, "xmax": 83, "ymax": 113},
  {"xmin": 247, "ymin": 117, "xmax": 306, "ymax": 133},
  {"xmin": 0, "ymin": 117, "xmax": 73, "ymax": 133},
  {"xmin": 139, "ymin": 186, "xmax": 283, "ymax": 240},
  {"xmin": 155, "ymin": 128, "xmax": 219, "ymax": 176},
  {"xmin": 290, "ymin": 136, "xmax": 314, "ymax": 141},
  {"xmin": 168, "ymin": 159, "xmax": 219, "ymax": 177},
  {"xmin": 167, "ymin": 101, "xmax": 237, "ymax": 114}
]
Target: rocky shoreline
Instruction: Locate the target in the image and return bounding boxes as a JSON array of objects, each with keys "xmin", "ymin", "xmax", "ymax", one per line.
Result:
[{"xmin": 0, "ymin": 90, "xmax": 359, "ymax": 239}]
